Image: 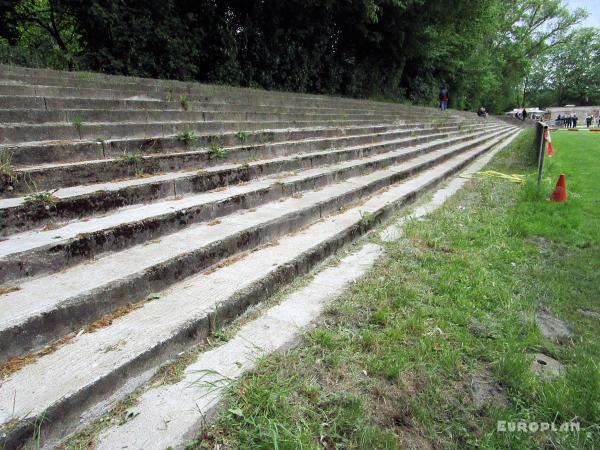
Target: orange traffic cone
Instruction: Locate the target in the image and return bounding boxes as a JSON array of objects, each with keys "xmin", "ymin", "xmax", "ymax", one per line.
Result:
[
  {"xmin": 545, "ymin": 129, "xmax": 554, "ymax": 157},
  {"xmin": 548, "ymin": 174, "xmax": 568, "ymax": 202}
]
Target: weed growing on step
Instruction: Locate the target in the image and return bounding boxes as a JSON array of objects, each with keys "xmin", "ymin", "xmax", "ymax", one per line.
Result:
[
  {"xmin": 180, "ymin": 95, "xmax": 190, "ymax": 111},
  {"xmin": 236, "ymin": 131, "xmax": 249, "ymax": 143},
  {"xmin": 72, "ymin": 116, "xmax": 83, "ymax": 132},
  {"xmin": 120, "ymin": 151, "xmax": 144, "ymax": 165},
  {"xmin": 208, "ymin": 143, "xmax": 227, "ymax": 159},
  {"xmin": 165, "ymin": 88, "xmax": 176, "ymax": 102},
  {"xmin": 24, "ymin": 189, "xmax": 59, "ymax": 208},
  {"xmin": 358, "ymin": 210, "xmax": 375, "ymax": 227},
  {"xmin": 0, "ymin": 149, "xmax": 16, "ymax": 186},
  {"xmin": 76, "ymin": 71, "xmax": 95, "ymax": 81},
  {"xmin": 176, "ymin": 128, "xmax": 199, "ymax": 146}
]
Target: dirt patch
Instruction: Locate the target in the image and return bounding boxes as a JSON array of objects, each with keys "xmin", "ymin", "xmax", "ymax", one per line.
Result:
[
  {"xmin": 0, "ymin": 286, "xmax": 20, "ymax": 296},
  {"xmin": 577, "ymin": 309, "xmax": 600, "ymax": 320},
  {"xmin": 525, "ymin": 236, "xmax": 553, "ymax": 248},
  {"xmin": 366, "ymin": 371, "xmax": 434, "ymax": 449},
  {"xmin": 470, "ymin": 370, "xmax": 508, "ymax": 409},
  {"xmin": 42, "ymin": 222, "xmax": 66, "ymax": 231},
  {"xmin": 0, "ymin": 334, "xmax": 74, "ymax": 379},
  {"xmin": 86, "ymin": 302, "xmax": 143, "ymax": 333},
  {"xmin": 536, "ymin": 310, "xmax": 572, "ymax": 344}
]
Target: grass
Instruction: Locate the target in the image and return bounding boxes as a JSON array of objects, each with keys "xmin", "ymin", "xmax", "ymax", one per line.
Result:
[
  {"xmin": 176, "ymin": 128, "xmax": 199, "ymax": 145},
  {"xmin": 0, "ymin": 148, "xmax": 16, "ymax": 185},
  {"xmin": 24, "ymin": 189, "xmax": 59, "ymax": 208},
  {"xmin": 237, "ymin": 131, "xmax": 250, "ymax": 143},
  {"xmin": 192, "ymin": 129, "xmax": 600, "ymax": 449},
  {"xmin": 208, "ymin": 143, "xmax": 227, "ymax": 159},
  {"xmin": 119, "ymin": 151, "xmax": 144, "ymax": 165},
  {"xmin": 180, "ymin": 95, "xmax": 190, "ymax": 111},
  {"xmin": 72, "ymin": 116, "xmax": 83, "ymax": 132}
]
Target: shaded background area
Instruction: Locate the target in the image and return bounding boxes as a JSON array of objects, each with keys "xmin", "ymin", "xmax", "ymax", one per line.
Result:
[{"xmin": 0, "ymin": 0, "xmax": 597, "ymax": 113}]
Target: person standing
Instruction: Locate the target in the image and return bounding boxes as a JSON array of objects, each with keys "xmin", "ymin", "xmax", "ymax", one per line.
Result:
[
  {"xmin": 522, "ymin": 108, "xmax": 528, "ymax": 121},
  {"xmin": 439, "ymin": 85, "xmax": 449, "ymax": 111},
  {"xmin": 586, "ymin": 115, "xmax": 592, "ymax": 127},
  {"xmin": 573, "ymin": 114, "xmax": 578, "ymax": 128}
]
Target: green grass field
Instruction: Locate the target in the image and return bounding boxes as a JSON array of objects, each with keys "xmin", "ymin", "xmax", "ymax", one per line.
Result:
[{"xmin": 192, "ymin": 129, "xmax": 600, "ymax": 449}]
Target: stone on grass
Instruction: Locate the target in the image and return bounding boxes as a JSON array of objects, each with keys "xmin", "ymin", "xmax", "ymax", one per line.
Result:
[
  {"xmin": 536, "ymin": 310, "xmax": 572, "ymax": 344},
  {"xmin": 530, "ymin": 353, "xmax": 563, "ymax": 381}
]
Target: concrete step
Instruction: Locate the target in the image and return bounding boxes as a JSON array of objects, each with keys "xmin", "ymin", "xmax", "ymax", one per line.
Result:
[
  {"xmin": 0, "ymin": 65, "xmax": 463, "ymax": 112},
  {"xmin": 0, "ymin": 74, "xmax": 472, "ymax": 117},
  {"xmin": 4, "ymin": 123, "xmax": 495, "ymax": 198},
  {"xmin": 0, "ymin": 96, "xmax": 427, "ymax": 116},
  {"xmin": 0, "ymin": 116, "xmax": 413, "ymax": 145},
  {"xmin": 0, "ymin": 126, "xmax": 493, "ymax": 236},
  {"xmin": 0, "ymin": 71, "xmax": 481, "ymax": 125},
  {"xmin": 0, "ymin": 71, "xmax": 445, "ymax": 112},
  {"xmin": 0, "ymin": 82, "xmax": 445, "ymax": 114},
  {"xmin": 0, "ymin": 125, "xmax": 513, "ymax": 364},
  {"xmin": 0, "ymin": 127, "xmax": 520, "ymax": 449},
  {"xmin": 0, "ymin": 125, "xmax": 483, "ymax": 232},
  {"xmin": 0, "ymin": 109, "xmax": 413, "ymax": 125},
  {"xmin": 0, "ymin": 126, "xmax": 509, "ymax": 283},
  {"xmin": 91, "ymin": 243, "xmax": 381, "ymax": 450},
  {"xmin": 0, "ymin": 66, "xmax": 490, "ymax": 126},
  {"xmin": 95, "ymin": 130, "xmax": 524, "ymax": 450},
  {"xmin": 3, "ymin": 122, "xmax": 449, "ymax": 167},
  {"xmin": 0, "ymin": 94, "xmax": 464, "ymax": 125}
]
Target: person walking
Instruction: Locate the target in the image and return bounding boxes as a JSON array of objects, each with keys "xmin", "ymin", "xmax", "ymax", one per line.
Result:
[
  {"xmin": 522, "ymin": 108, "xmax": 528, "ymax": 121},
  {"xmin": 439, "ymin": 85, "xmax": 449, "ymax": 112},
  {"xmin": 586, "ymin": 115, "xmax": 592, "ymax": 127}
]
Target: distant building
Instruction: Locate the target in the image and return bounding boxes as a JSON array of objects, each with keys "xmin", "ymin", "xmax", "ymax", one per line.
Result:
[{"xmin": 504, "ymin": 108, "xmax": 548, "ymax": 121}]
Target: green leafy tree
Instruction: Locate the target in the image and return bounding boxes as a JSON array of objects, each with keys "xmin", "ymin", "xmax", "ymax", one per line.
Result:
[{"xmin": 526, "ymin": 27, "xmax": 600, "ymax": 106}]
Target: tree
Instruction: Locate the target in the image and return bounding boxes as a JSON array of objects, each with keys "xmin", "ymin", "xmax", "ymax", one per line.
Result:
[
  {"xmin": 0, "ymin": 0, "xmax": 591, "ymax": 113},
  {"xmin": 526, "ymin": 28, "xmax": 600, "ymax": 107},
  {"xmin": 1, "ymin": 0, "xmax": 80, "ymax": 68}
]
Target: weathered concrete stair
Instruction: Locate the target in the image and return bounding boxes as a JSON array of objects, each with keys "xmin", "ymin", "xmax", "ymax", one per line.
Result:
[
  {"xmin": 0, "ymin": 64, "xmax": 520, "ymax": 449},
  {"xmin": 0, "ymin": 124, "xmax": 501, "ymax": 235}
]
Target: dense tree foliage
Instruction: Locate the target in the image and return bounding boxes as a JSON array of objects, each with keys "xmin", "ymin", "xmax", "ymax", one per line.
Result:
[
  {"xmin": 525, "ymin": 27, "xmax": 600, "ymax": 107},
  {"xmin": 0, "ymin": 0, "xmax": 591, "ymax": 113}
]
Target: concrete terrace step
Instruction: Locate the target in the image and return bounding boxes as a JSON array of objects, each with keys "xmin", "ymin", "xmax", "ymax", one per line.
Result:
[
  {"xmin": 0, "ymin": 109, "xmax": 413, "ymax": 125},
  {"xmin": 4, "ymin": 123, "xmax": 497, "ymax": 198},
  {"xmin": 0, "ymin": 117, "xmax": 412, "ymax": 145},
  {"xmin": 0, "ymin": 126, "xmax": 510, "ymax": 285},
  {"xmin": 4, "ymin": 123, "xmax": 431, "ymax": 166},
  {"xmin": 0, "ymin": 70, "xmax": 484, "ymax": 123},
  {"xmin": 0, "ymin": 93, "xmax": 464, "ymax": 126},
  {"xmin": 0, "ymin": 127, "xmax": 520, "ymax": 449},
  {"xmin": 0, "ymin": 63, "xmax": 516, "ymax": 450},
  {"xmin": 0, "ymin": 127, "xmax": 492, "ymax": 236},
  {"xmin": 0, "ymin": 82, "xmax": 442, "ymax": 114},
  {"xmin": 0, "ymin": 71, "xmax": 438, "ymax": 110},
  {"xmin": 96, "ymin": 131, "xmax": 525, "ymax": 450},
  {"xmin": 0, "ymin": 126, "xmax": 514, "ymax": 365},
  {"xmin": 0, "ymin": 96, "xmax": 438, "ymax": 115},
  {"xmin": 0, "ymin": 75, "xmax": 470, "ymax": 117},
  {"xmin": 0, "ymin": 65, "xmax": 490, "ymax": 124}
]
